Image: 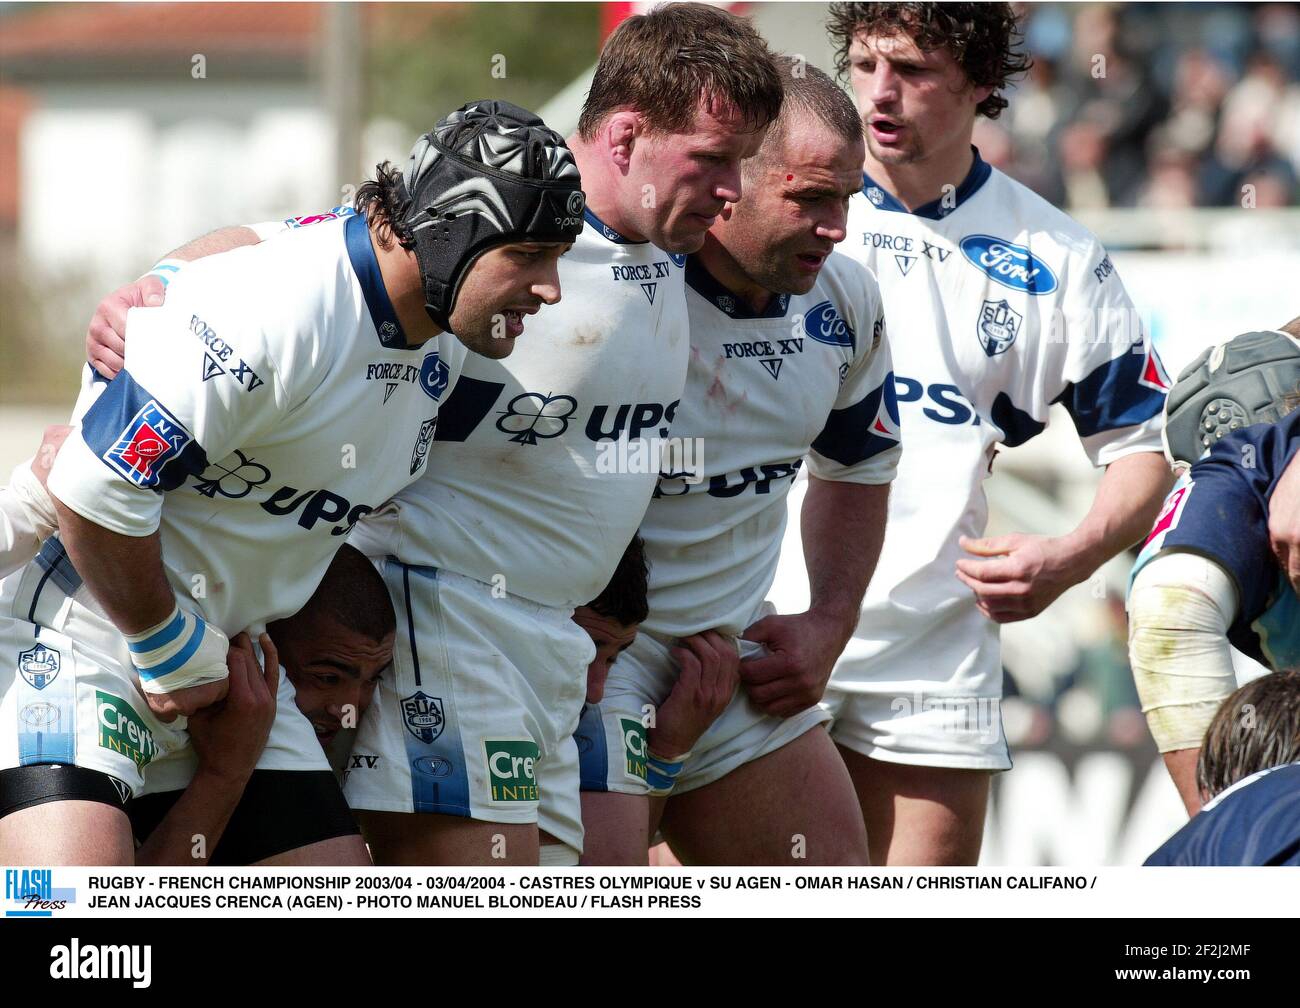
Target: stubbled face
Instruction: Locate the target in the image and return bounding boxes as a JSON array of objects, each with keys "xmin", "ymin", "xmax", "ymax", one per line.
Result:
[
  {"xmin": 847, "ymin": 30, "xmax": 991, "ymax": 167},
  {"xmin": 448, "ymin": 241, "xmax": 570, "ymax": 358},
  {"xmin": 571, "ymin": 605, "xmax": 638, "ymax": 705},
  {"xmin": 272, "ymin": 616, "xmax": 394, "ymax": 748},
  {"xmin": 713, "ymin": 119, "xmax": 864, "ymax": 295},
  {"xmin": 621, "ymin": 98, "xmax": 769, "ymax": 254}
]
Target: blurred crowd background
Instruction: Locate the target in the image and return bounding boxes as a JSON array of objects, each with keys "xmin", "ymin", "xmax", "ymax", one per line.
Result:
[
  {"xmin": 1, "ymin": 1, "xmax": 1298, "ymax": 864},
  {"xmin": 992, "ymin": 2, "xmax": 1300, "ymax": 213}
]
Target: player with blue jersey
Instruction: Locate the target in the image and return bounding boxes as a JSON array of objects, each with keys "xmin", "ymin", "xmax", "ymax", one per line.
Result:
[
  {"xmin": 578, "ymin": 59, "xmax": 899, "ymax": 865},
  {"xmin": 793, "ymin": 3, "xmax": 1174, "ymax": 864},
  {"xmin": 0, "ymin": 102, "xmax": 584, "ymax": 865},
  {"xmin": 1129, "ymin": 329, "xmax": 1300, "ymax": 814},
  {"xmin": 1145, "ymin": 670, "xmax": 1300, "ymax": 866}
]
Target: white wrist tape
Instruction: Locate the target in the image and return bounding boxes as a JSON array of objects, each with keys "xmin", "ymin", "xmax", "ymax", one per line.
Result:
[
  {"xmin": 1128, "ymin": 551, "xmax": 1239, "ymax": 753},
  {"xmin": 644, "ymin": 748, "xmax": 691, "ymax": 797},
  {"xmin": 143, "ymin": 257, "xmax": 186, "ymax": 288},
  {"xmin": 126, "ymin": 601, "xmax": 229, "ymax": 695}
]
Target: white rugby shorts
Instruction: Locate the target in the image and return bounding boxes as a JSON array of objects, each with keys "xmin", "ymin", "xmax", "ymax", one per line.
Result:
[
  {"xmin": 343, "ymin": 561, "xmax": 593, "ymax": 853},
  {"xmin": 0, "ymin": 538, "xmax": 329, "ymax": 799},
  {"xmin": 590, "ymin": 601, "xmax": 830, "ymax": 796}
]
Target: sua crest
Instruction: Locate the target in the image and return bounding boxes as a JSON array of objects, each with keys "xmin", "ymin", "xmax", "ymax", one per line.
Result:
[
  {"xmin": 401, "ymin": 691, "xmax": 445, "ymax": 744},
  {"xmin": 977, "ymin": 299, "xmax": 1022, "ymax": 357},
  {"xmin": 18, "ymin": 643, "xmax": 60, "ymax": 690}
]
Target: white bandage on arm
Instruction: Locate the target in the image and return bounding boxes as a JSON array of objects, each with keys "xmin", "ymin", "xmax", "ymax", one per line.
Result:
[
  {"xmin": 0, "ymin": 458, "xmax": 60, "ymax": 580},
  {"xmin": 1127, "ymin": 551, "xmax": 1239, "ymax": 753},
  {"xmin": 126, "ymin": 601, "xmax": 230, "ymax": 695}
]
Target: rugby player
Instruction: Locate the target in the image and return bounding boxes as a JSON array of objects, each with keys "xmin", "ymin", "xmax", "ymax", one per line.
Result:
[
  {"xmin": 0, "ymin": 101, "xmax": 584, "ymax": 866},
  {"xmin": 568, "ymin": 534, "xmax": 741, "ymax": 866},
  {"xmin": 131, "ymin": 545, "xmax": 395, "ymax": 865},
  {"xmin": 84, "ymin": 3, "xmax": 782, "ymax": 866},
  {"xmin": 1129, "ymin": 326, "xmax": 1300, "ymax": 813},
  {"xmin": 1144, "ymin": 670, "xmax": 1300, "ymax": 866},
  {"xmin": 802, "ymin": 2, "xmax": 1174, "ymax": 864},
  {"xmin": 581, "ymin": 57, "xmax": 897, "ymax": 865}
]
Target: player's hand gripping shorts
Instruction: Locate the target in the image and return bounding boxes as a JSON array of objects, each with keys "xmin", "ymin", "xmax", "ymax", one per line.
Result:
[
  {"xmin": 342, "ymin": 561, "xmax": 594, "ymax": 853},
  {"xmin": 0, "ymin": 538, "xmax": 330, "ymax": 800},
  {"xmin": 586, "ymin": 601, "xmax": 830, "ymax": 797}
]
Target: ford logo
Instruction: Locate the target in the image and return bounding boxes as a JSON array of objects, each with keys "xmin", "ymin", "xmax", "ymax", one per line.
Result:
[
  {"xmin": 959, "ymin": 234, "xmax": 1058, "ymax": 295},
  {"xmin": 804, "ymin": 300, "xmax": 855, "ymax": 348}
]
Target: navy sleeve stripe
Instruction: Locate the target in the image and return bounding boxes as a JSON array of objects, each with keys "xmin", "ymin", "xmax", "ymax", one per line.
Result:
[
  {"xmin": 80, "ymin": 369, "xmax": 209, "ymax": 492},
  {"xmin": 1054, "ymin": 341, "xmax": 1166, "ymax": 438},
  {"xmin": 991, "ymin": 391, "xmax": 1046, "ymax": 448},
  {"xmin": 811, "ymin": 376, "xmax": 899, "ymax": 467}
]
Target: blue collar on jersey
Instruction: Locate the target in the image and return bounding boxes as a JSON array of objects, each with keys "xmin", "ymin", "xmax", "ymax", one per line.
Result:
[
  {"xmin": 583, "ymin": 206, "xmax": 647, "ymax": 245},
  {"xmin": 861, "ymin": 145, "xmax": 992, "ymax": 220},
  {"xmin": 344, "ymin": 211, "xmax": 413, "ymax": 350},
  {"xmin": 685, "ymin": 255, "xmax": 791, "ymax": 319}
]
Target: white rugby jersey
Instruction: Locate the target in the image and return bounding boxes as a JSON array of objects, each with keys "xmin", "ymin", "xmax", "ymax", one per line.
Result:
[
  {"xmin": 348, "ymin": 209, "xmax": 690, "ymax": 608},
  {"xmin": 828, "ymin": 149, "xmax": 1168, "ymax": 692},
  {"xmin": 641, "ymin": 252, "xmax": 900, "ymax": 638},
  {"xmin": 47, "ymin": 212, "xmax": 458, "ymax": 636}
]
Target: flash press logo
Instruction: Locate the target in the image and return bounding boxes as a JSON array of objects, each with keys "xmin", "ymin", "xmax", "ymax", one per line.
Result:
[
  {"xmin": 4, "ymin": 869, "xmax": 75, "ymax": 917},
  {"xmin": 49, "ymin": 940, "xmax": 151, "ymax": 988}
]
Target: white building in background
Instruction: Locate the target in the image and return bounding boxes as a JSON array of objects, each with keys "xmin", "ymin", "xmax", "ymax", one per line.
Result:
[{"xmin": 2, "ymin": 2, "xmax": 338, "ymax": 288}]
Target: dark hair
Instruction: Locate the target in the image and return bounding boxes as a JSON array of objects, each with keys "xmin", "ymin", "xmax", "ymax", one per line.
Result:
[
  {"xmin": 586, "ymin": 534, "xmax": 650, "ymax": 627},
  {"xmin": 826, "ymin": 2, "xmax": 1030, "ymax": 119},
  {"xmin": 1197, "ymin": 670, "xmax": 1300, "ymax": 800},
  {"xmin": 748, "ymin": 56, "xmax": 863, "ymax": 175},
  {"xmin": 353, "ymin": 162, "xmax": 413, "ymax": 253},
  {"xmin": 270, "ymin": 544, "xmax": 396, "ymax": 645},
  {"xmin": 578, "ymin": 2, "xmax": 783, "ymax": 141}
]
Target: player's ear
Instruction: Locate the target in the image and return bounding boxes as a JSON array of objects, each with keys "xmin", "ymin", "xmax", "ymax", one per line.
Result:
[{"xmin": 605, "ymin": 112, "xmax": 638, "ymax": 168}]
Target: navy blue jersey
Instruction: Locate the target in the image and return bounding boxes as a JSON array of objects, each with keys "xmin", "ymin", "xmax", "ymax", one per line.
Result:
[
  {"xmin": 1131, "ymin": 408, "xmax": 1300, "ymax": 669},
  {"xmin": 1145, "ymin": 761, "xmax": 1300, "ymax": 866}
]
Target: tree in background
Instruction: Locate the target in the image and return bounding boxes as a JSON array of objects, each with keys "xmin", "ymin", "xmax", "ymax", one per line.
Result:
[{"xmin": 367, "ymin": 3, "xmax": 599, "ymax": 131}]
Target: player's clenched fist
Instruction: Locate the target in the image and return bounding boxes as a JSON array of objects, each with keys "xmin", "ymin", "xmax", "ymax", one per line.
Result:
[
  {"xmin": 187, "ymin": 632, "xmax": 279, "ymax": 783},
  {"xmin": 86, "ymin": 274, "xmax": 165, "ymax": 379},
  {"xmin": 128, "ymin": 602, "xmax": 232, "ymax": 721},
  {"xmin": 652, "ymin": 630, "xmax": 741, "ymax": 759},
  {"xmin": 739, "ymin": 612, "xmax": 846, "ymax": 718}
]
